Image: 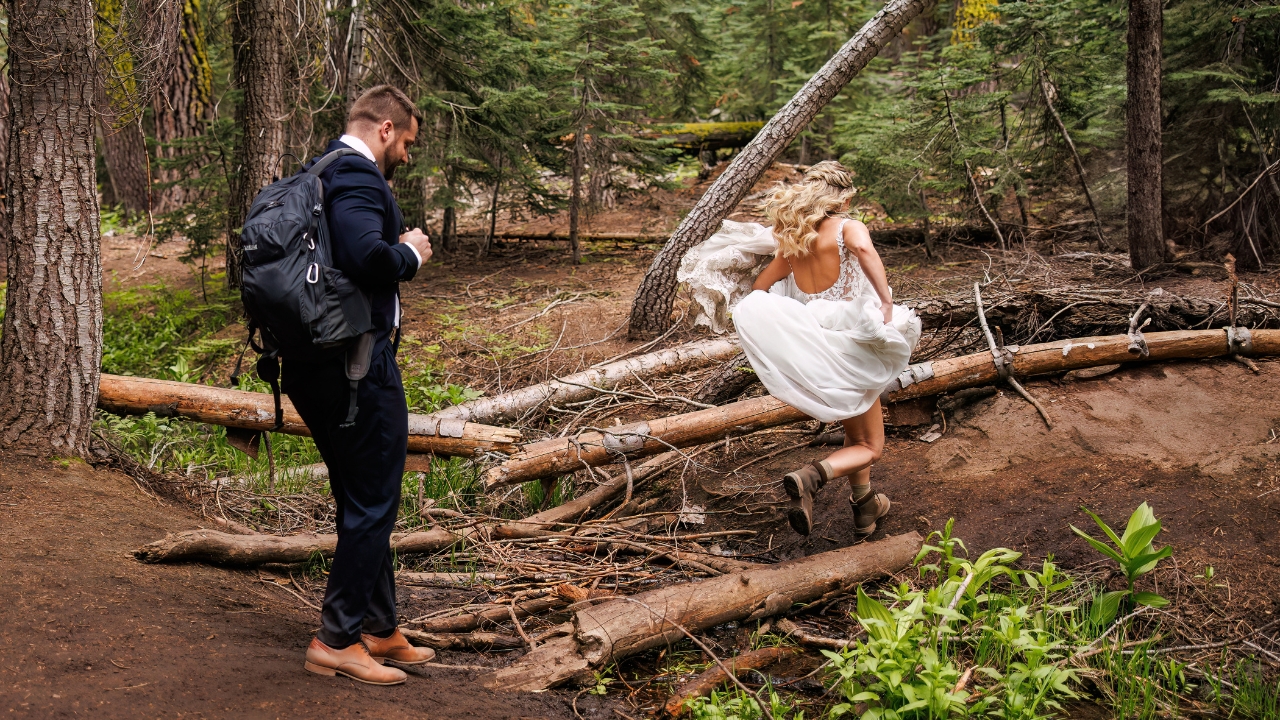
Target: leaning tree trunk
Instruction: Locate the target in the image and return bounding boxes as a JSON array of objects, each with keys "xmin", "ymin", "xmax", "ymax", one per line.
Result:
[
  {"xmin": 151, "ymin": 0, "xmax": 214, "ymax": 212},
  {"xmin": 99, "ymin": 119, "xmax": 152, "ymax": 213},
  {"xmin": 226, "ymin": 0, "xmax": 286, "ymax": 288},
  {"xmin": 0, "ymin": 0, "xmax": 103, "ymax": 457},
  {"xmin": 1126, "ymin": 0, "xmax": 1164, "ymax": 270},
  {"xmin": 626, "ymin": 0, "xmax": 933, "ymax": 339},
  {"xmin": 345, "ymin": 0, "xmax": 366, "ymax": 114}
]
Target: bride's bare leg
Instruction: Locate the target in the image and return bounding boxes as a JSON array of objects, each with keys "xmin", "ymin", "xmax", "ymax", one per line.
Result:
[{"xmin": 820, "ymin": 399, "xmax": 884, "ymax": 481}]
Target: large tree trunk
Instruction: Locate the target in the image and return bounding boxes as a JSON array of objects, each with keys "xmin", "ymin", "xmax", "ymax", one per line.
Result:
[
  {"xmin": 226, "ymin": 0, "xmax": 286, "ymax": 288},
  {"xmin": 480, "ymin": 532, "xmax": 923, "ymax": 691},
  {"xmin": 427, "ymin": 336, "xmax": 740, "ymax": 425},
  {"xmin": 0, "ymin": 0, "xmax": 103, "ymax": 457},
  {"xmin": 151, "ymin": 0, "xmax": 214, "ymax": 212},
  {"xmin": 484, "ymin": 329, "xmax": 1280, "ymax": 487},
  {"xmin": 99, "ymin": 119, "xmax": 152, "ymax": 213},
  {"xmin": 1126, "ymin": 0, "xmax": 1164, "ymax": 270},
  {"xmin": 0, "ymin": 66, "xmax": 9, "ymax": 259},
  {"xmin": 626, "ymin": 0, "xmax": 933, "ymax": 339}
]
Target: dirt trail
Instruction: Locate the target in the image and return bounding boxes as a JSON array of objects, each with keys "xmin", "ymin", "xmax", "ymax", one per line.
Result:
[{"xmin": 0, "ymin": 457, "xmax": 574, "ymax": 719}]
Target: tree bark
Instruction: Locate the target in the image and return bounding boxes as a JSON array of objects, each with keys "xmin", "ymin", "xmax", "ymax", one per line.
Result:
[
  {"xmin": 151, "ymin": 0, "xmax": 214, "ymax": 212},
  {"xmin": 226, "ymin": 0, "xmax": 286, "ymax": 288},
  {"xmin": 484, "ymin": 328, "xmax": 1280, "ymax": 487},
  {"xmin": 0, "ymin": 64, "xmax": 10, "ymax": 257},
  {"xmin": 1126, "ymin": 0, "xmax": 1164, "ymax": 270},
  {"xmin": 427, "ymin": 337, "xmax": 740, "ymax": 425},
  {"xmin": 626, "ymin": 0, "xmax": 932, "ymax": 339},
  {"xmin": 97, "ymin": 374, "xmax": 523, "ymax": 456},
  {"xmin": 479, "ymin": 532, "xmax": 923, "ymax": 691},
  {"xmin": 692, "ymin": 351, "xmax": 757, "ymax": 406},
  {"xmin": 99, "ymin": 119, "xmax": 152, "ymax": 213},
  {"xmin": 134, "ymin": 527, "xmax": 461, "ymax": 565},
  {"xmin": 0, "ymin": 0, "xmax": 103, "ymax": 457}
]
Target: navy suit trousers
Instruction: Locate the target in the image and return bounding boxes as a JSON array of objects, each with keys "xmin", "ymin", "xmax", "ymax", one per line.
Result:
[{"xmin": 282, "ymin": 339, "xmax": 407, "ymax": 648}]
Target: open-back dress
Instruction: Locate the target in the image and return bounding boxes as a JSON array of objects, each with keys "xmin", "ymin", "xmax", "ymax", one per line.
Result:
[{"xmin": 678, "ymin": 219, "xmax": 921, "ymax": 423}]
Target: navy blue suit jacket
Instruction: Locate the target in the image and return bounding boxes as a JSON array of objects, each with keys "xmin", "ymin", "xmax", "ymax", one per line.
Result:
[{"xmin": 309, "ymin": 140, "xmax": 419, "ymax": 338}]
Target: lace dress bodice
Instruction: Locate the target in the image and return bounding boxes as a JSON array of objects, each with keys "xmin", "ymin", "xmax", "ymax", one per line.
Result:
[{"xmin": 786, "ymin": 219, "xmax": 870, "ymax": 303}]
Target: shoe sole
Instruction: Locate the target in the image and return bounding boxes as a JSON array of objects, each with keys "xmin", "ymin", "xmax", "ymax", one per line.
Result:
[
  {"xmin": 373, "ymin": 653, "xmax": 436, "ymax": 667},
  {"xmin": 304, "ymin": 661, "xmax": 407, "ymax": 685}
]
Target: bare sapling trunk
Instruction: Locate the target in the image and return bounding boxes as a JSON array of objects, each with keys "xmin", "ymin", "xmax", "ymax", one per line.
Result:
[
  {"xmin": 344, "ymin": 0, "xmax": 365, "ymax": 114},
  {"xmin": 226, "ymin": 0, "xmax": 286, "ymax": 288},
  {"xmin": 1038, "ymin": 69, "xmax": 1106, "ymax": 251},
  {"xmin": 0, "ymin": 0, "xmax": 103, "ymax": 457},
  {"xmin": 479, "ymin": 532, "xmax": 923, "ymax": 691},
  {"xmin": 1126, "ymin": 0, "xmax": 1164, "ymax": 270},
  {"xmin": 626, "ymin": 0, "xmax": 933, "ymax": 338},
  {"xmin": 569, "ymin": 124, "xmax": 585, "ymax": 265}
]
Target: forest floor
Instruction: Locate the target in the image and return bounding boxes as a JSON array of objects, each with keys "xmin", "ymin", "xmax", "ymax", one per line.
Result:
[{"xmin": 5, "ymin": 165, "xmax": 1280, "ymax": 717}]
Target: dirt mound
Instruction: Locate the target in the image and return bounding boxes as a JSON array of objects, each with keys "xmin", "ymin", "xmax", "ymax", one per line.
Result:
[{"xmin": 0, "ymin": 457, "xmax": 576, "ymax": 719}]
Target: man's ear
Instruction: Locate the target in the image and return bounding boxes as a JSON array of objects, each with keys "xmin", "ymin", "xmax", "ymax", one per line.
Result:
[{"xmin": 379, "ymin": 119, "xmax": 395, "ymax": 143}]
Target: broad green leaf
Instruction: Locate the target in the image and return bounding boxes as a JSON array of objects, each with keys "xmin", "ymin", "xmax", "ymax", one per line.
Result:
[
  {"xmin": 1082, "ymin": 506, "xmax": 1125, "ymax": 549},
  {"xmin": 1088, "ymin": 590, "xmax": 1127, "ymax": 627},
  {"xmin": 1133, "ymin": 591, "xmax": 1169, "ymax": 608},
  {"xmin": 1121, "ymin": 502, "xmax": 1157, "ymax": 545},
  {"xmin": 1121, "ymin": 518, "xmax": 1163, "ymax": 558},
  {"xmin": 857, "ymin": 585, "xmax": 896, "ymax": 641},
  {"xmin": 1070, "ymin": 525, "xmax": 1125, "ymax": 565},
  {"xmin": 1128, "ymin": 546, "xmax": 1173, "ymax": 577}
]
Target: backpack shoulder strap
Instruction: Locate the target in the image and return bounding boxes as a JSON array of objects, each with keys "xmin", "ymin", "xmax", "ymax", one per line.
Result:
[{"xmin": 307, "ymin": 147, "xmax": 364, "ymax": 177}]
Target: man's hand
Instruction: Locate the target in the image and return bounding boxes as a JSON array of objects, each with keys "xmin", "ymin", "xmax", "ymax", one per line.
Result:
[{"xmin": 399, "ymin": 228, "xmax": 433, "ymax": 266}]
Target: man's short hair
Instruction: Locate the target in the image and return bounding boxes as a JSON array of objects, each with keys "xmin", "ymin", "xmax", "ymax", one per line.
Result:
[{"xmin": 347, "ymin": 85, "xmax": 422, "ymax": 131}]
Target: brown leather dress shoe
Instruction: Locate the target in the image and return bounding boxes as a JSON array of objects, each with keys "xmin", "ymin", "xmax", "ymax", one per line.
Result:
[
  {"xmin": 304, "ymin": 637, "xmax": 408, "ymax": 685},
  {"xmin": 362, "ymin": 628, "xmax": 437, "ymax": 666}
]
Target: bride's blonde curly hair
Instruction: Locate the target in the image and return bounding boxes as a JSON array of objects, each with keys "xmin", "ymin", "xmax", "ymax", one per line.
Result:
[{"xmin": 763, "ymin": 160, "xmax": 857, "ymax": 258}]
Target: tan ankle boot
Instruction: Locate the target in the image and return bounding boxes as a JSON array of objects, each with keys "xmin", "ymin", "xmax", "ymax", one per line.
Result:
[
  {"xmin": 782, "ymin": 464, "xmax": 826, "ymax": 536},
  {"xmin": 304, "ymin": 637, "xmax": 408, "ymax": 685},
  {"xmin": 362, "ymin": 629, "xmax": 436, "ymax": 666},
  {"xmin": 850, "ymin": 486, "xmax": 891, "ymax": 537}
]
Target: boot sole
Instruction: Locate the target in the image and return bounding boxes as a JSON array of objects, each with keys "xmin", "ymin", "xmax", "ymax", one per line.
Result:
[
  {"xmin": 787, "ymin": 504, "xmax": 813, "ymax": 536},
  {"xmin": 782, "ymin": 472, "xmax": 803, "ymax": 500},
  {"xmin": 304, "ymin": 661, "xmax": 407, "ymax": 685}
]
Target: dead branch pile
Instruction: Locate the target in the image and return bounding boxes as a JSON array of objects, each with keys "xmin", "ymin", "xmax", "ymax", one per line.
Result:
[{"xmin": 478, "ymin": 532, "xmax": 922, "ymax": 691}]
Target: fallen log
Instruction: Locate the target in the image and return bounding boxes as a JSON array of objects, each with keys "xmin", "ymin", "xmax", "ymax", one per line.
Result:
[
  {"xmin": 637, "ymin": 122, "xmax": 766, "ymax": 153},
  {"xmin": 664, "ymin": 646, "xmax": 801, "ymax": 717},
  {"xmin": 400, "ymin": 628, "xmax": 525, "ymax": 652},
  {"xmin": 98, "ymin": 374, "xmax": 521, "ymax": 457},
  {"xmin": 484, "ymin": 395, "xmax": 801, "ymax": 489},
  {"xmin": 480, "ymin": 531, "xmax": 922, "ymax": 692},
  {"xmin": 484, "ymin": 329, "xmax": 1280, "ymax": 487},
  {"xmin": 427, "ymin": 337, "xmax": 741, "ymax": 425},
  {"xmin": 134, "ymin": 527, "xmax": 462, "ymax": 565}
]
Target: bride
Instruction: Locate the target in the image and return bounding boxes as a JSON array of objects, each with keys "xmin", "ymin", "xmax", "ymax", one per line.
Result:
[{"xmin": 679, "ymin": 161, "xmax": 921, "ymax": 537}]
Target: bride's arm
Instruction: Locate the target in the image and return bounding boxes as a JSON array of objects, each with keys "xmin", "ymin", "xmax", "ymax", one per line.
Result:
[
  {"xmin": 845, "ymin": 220, "xmax": 894, "ymax": 323},
  {"xmin": 751, "ymin": 255, "xmax": 792, "ymax": 292}
]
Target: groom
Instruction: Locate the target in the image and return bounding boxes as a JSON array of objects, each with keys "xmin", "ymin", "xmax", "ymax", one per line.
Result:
[{"xmin": 283, "ymin": 85, "xmax": 435, "ymax": 686}]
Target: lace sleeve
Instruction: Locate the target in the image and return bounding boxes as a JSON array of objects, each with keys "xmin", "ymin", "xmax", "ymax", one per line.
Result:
[{"xmin": 676, "ymin": 220, "xmax": 778, "ymax": 333}]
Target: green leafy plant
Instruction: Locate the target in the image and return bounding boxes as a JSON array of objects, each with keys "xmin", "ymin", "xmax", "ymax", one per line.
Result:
[{"xmin": 1070, "ymin": 502, "xmax": 1173, "ymax": 625}]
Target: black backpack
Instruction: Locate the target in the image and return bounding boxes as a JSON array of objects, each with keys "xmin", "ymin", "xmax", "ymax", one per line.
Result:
[{"xmin": 233, "ymin": 148, "xmax": 376, "ymax": 430}]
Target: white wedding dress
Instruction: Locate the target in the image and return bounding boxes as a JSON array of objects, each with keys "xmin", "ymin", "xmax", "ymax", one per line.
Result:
[{"xmin": 678, "ymin": 219, "xmax": 921, "ymax": 423}]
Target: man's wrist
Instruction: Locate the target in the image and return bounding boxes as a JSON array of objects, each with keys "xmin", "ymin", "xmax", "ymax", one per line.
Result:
[{"xmin": 405, "ymin": 241, "xmax": 423, "ymax": 268}]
